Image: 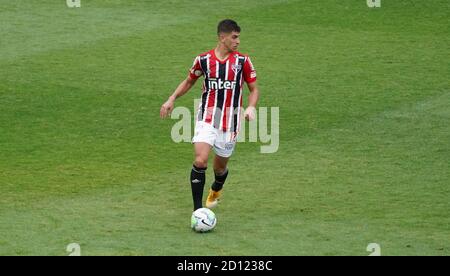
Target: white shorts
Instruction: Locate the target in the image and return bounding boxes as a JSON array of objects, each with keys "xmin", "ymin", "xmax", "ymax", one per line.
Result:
[{"xmin": 192, "ymin": 121, "xmax": 238, "ymax": 158}]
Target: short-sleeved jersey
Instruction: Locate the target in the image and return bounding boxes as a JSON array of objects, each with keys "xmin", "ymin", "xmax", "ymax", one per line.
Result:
[{"xmin": 189, "ymin": 49, "xmax": 257, "ymax": 133}]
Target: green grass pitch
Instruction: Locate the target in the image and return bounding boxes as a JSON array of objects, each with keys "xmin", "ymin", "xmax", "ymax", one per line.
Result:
[{"xmin": 0, "ymin": 0, "xmax": 449, "ymax": 255}]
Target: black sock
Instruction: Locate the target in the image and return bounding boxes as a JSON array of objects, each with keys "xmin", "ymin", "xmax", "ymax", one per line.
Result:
[
  {"xmin": 191, "ymin": 165, "xmax": 207, "ymax": 211},
  {"xmin": 211, "ymin": 169, "xmax": 228, "ymax": 192}
]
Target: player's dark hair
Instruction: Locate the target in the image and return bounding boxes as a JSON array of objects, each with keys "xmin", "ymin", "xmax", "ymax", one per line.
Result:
[{"xmin": 217, "ymin": 19, "xmax": 241, "ymax": 35}]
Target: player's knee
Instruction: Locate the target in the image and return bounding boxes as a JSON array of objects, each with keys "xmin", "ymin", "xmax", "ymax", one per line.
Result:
[{"xmin": 194, "ymin": 157, "xmax": 208, "ymax": 169}]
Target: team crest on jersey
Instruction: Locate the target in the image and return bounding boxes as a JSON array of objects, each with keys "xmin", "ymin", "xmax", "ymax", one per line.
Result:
[{"xmin": 232, "ymin": 63, "xmax": 242, "ymax": 74}]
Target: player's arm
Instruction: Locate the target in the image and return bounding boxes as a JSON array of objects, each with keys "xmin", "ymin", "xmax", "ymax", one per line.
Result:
[
  {"xmin": 243, "ymin": 56, "xmax": 259, "ymax": 121},
  {"xmin": 244, "ymin": 80, "xmax": 260, "ymax": 121},
  {"xmin": 160, "ymin": 76, "xmax": 197, "ymax": 119}
]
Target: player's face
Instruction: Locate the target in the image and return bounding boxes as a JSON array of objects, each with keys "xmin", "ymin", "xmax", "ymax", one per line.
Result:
[{"xmin": 221, "ymin": 31, "xmax": 240, "ymax": 52}]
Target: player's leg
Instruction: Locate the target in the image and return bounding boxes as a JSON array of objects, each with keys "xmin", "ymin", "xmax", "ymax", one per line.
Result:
[
  {"xmin": 212, "ymin": 155, "xmax": 229, "ymax": 191},
  {"xmin": 206, "ymin": 130, "xmax": 235, "ymax": 208},
  {"xmin": 194, "ymin": 142, "xmax": 211, "ymax": 168},
  {"xmin": 191, "ymin": 121, "xmax": 217, "ymax": 210},
  {"xmin": 205, "ymin": 155, "xmax": 229, "ymax": 208},
  {"xmin": 191, "ymin": 142, "xmax": 211, "ymax": 211}
]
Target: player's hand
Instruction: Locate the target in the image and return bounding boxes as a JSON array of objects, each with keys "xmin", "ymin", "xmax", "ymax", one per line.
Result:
[
  {"xmin": 160, "ymin": 99, "xmax": 174, "ymax": 119},
  {"xmin": 244, "ymin": 106, "xmax": 256, "ymax": 121}
]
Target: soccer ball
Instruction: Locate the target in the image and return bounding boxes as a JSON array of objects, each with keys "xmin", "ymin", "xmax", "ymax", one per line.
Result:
[{"xmin": 191, "ymin": 208, "xmax": 217, "ymax": 232}]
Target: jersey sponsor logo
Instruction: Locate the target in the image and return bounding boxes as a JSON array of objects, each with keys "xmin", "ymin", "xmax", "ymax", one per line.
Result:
[{"xmin": 207, "ymin": 78, "xmax": 237, "ymax": 90}]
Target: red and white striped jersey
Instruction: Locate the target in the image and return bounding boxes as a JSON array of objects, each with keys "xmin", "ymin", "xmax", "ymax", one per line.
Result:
[{"xmin": 189, "ymin": 49, "xmax": 257, "ymax": 133}]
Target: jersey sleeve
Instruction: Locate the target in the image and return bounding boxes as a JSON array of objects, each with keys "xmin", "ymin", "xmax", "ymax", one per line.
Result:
[
  {"xmin": 188, "ymin": 56, "xmax": 204, "ymax": 80},
  {"xmin": 243, "ymin": 56, "xmax": 257, "ymax": 83}
]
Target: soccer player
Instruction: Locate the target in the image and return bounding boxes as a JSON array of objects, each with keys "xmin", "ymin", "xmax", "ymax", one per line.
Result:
[{"xmin": 160, "ymin": 19, "xmax": 260, "ymax": 211}]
